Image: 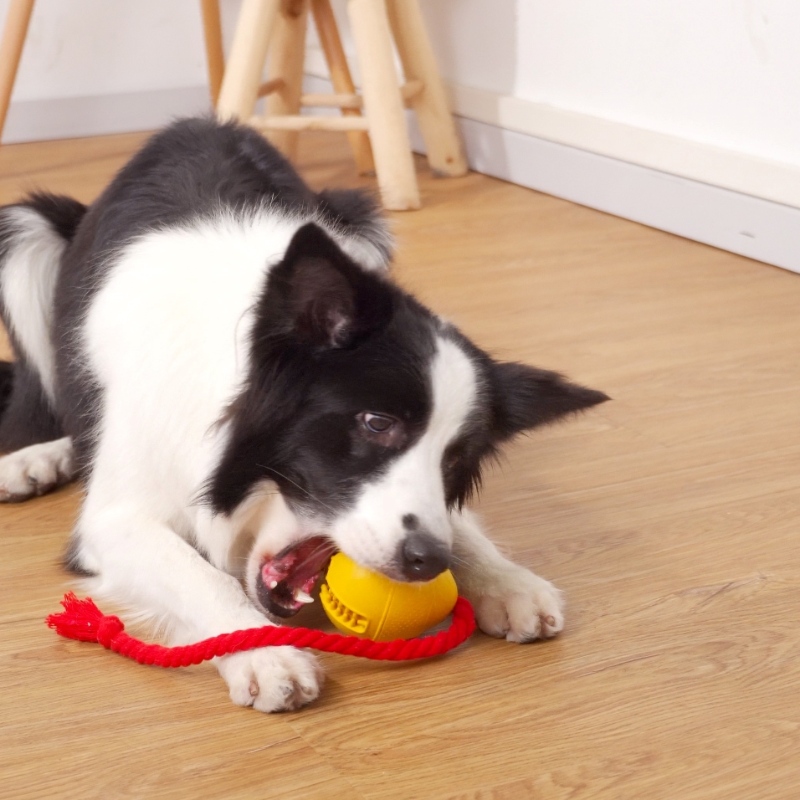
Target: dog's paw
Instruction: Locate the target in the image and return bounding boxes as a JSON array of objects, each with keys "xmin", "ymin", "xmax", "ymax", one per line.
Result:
[
  {"xmin": 216, "ymin": 646, "xmax": 323, "ymax": 712},
  {"xmin": 0, "ymin": 438, "xmax": 74, "ymax": 502},
  {"xmin": 471, "ymin": 567, "xmax": 565, "ymax": 643}
]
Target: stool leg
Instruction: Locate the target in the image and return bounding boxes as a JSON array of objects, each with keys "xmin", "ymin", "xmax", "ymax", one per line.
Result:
[
  {"xmin": 311, "ymin": 0, "xmax": 374, "ymax": 176},
  {"xmin": 385, "ymin": 0, "xmax": 467, "ymax": 177},
  {"xmin": 347, "ymin": 0, "xmax": 419, "ymax": 211},
  {"xmin": 0, "ymin": 0, "xmax": 35, "ymax": 142},
  {"xmin": 200, "ymin": 0, "xmax": 225, "ymax": 105},
  {"xmin": 265, "ymin": 0, "xmax": 308, "ymax": 161},
  {"xmin": 217, "ymin": 0, "xmax": 280, "ymax": 122}
]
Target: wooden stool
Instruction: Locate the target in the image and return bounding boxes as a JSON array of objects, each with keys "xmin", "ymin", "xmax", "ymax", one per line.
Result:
[
  {"xmin": 0, "ymin": 0, "xmax": 227, "ymax": 140},
  {"xmin": 216, "ymin": 0, "xmax": 467, "ymax": 210}
]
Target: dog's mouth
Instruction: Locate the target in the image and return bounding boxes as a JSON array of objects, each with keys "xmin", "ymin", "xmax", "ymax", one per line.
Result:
[{"xmin": 256, "ymin": 536, "xmax": 337, "ymax": 619}]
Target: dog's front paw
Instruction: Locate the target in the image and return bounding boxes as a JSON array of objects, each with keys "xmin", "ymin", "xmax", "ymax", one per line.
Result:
[
  {"xmin": 471, "ymin": 568, "xmax": 565, "ymax": 643},
  {"xmin": 217, "ymin": 646, "xmax": 323, "ymax": 712}
]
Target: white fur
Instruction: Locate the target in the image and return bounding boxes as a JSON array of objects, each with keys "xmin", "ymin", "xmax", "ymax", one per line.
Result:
[
  {"xmin": 36, "ymin": 210, "xmax": 562, "ymax": 712},
  {"xmin": 0, "ymin": 436, "xmax": 74, "ymax": 501},
  {"xmin": 0, "ymin": 207, "xmax": 64, "ymax": 403},
  {"xmin": 450, "ymin": 508, "xmax": 565, "ymax": 641},
  {"xmin": 323, "ymin": 337, "xmax": 478, "ymax": 574},
  {"xmin": 242, "ymin": 335, "xmax": 565, "ymax": 645},
  {"xmin": 322, "ymin": 215, "xmax": 392, "ymax": 272},
  {"xmin": 73, "ymin": 214, "xmax": 316, "ymax": 709}
]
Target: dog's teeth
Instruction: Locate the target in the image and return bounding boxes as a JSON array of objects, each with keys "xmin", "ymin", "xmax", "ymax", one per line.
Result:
[
  {"xmin": 294, "ymin": 590, "xmax": 314, "ymax": 604},
  {"xmin": 269, "ymin": 580, "xmax": 279, "ymax": 590}
]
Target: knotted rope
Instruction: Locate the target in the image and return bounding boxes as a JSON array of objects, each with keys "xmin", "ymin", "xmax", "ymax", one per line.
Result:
[{"xmin": 46, "ymin": 592, "xmax": 476, "ymax": 665}]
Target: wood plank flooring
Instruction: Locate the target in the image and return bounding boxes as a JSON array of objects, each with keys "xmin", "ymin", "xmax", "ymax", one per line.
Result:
[{"xmin": 1, "ymin": 131, "xmax": 799, "ymax": 799}]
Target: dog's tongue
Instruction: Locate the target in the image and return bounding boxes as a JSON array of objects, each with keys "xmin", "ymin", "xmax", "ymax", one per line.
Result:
[{"xmin": 258, "ymin": 536, "xmax": 335, "ymax": 618}]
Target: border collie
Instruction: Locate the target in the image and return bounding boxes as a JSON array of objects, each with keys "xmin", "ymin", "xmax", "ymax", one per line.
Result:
[{"xmin": 0, "ymin": 118, "xmax": 607, "ymax": 712}]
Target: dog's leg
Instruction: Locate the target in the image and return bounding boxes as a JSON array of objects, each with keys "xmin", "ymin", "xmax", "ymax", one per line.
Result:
[
  {"xmin": 76, "ymin": 506, "xmax": 323, "ymax": 712},
  {"xmin": 450, "ymin": 508, "xmax": 565, "ymax": 642},
  {"xmin": 0, "ymin": 436, "xmax": 74, "ymax": 501}
]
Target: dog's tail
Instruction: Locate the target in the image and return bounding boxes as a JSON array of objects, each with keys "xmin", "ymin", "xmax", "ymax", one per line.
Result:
[
  {"xmin": 316, "ymin": 188, "xmax": 394, "ymax": 272},
  {"xmin": 0, "ymin": 193, "xmax": 87, "ymax": 451}
]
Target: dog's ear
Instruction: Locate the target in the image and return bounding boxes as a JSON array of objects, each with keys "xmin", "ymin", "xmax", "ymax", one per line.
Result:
[
  {"xmin": 274, "ymin": 223, "xmax": 391, "ymax": 349},
  {"xmin": 493, "ymin": 362, "xmax": 609, "ymax": 439}
]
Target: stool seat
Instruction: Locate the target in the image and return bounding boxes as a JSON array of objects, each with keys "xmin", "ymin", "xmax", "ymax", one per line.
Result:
[{"xmin": 216, "ymin": 0, "xmax": 467, "ymax": 210}]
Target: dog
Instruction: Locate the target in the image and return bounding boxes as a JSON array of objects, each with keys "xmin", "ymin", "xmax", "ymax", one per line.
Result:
[{"xmin": 0, "ymin": 118, "xmax": 607, "ymax": 711}]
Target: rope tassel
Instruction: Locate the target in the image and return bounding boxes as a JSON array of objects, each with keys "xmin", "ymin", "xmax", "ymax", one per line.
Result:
[{"xmin": 46, "ymin": 592, "xmax": 476, "ymax": 665}]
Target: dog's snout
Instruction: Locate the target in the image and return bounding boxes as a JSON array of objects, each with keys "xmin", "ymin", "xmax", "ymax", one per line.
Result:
[{"xmin": 398, "ymin": 532, "xmax": 450, "ymax": 581}]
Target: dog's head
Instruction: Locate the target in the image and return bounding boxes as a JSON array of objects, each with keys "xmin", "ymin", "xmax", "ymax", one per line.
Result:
[{"xmin": 208, "ymin": 224, "xmax": 607, "ymax": 618}]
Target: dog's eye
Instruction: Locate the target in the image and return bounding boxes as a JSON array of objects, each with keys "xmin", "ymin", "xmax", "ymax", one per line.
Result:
[
  {"xmin": 361, "ymin": 412, "xmax": 395, "ymax": 434},
  {"xmin": 356, "ymin": 412, "xmax": 406, "ymax": 448}
]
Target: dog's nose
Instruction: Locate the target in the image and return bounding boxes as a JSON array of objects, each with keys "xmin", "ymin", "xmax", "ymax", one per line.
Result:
[{"xmin": 398, "ymin": 532, "xmax": 450, "ymax": 581}]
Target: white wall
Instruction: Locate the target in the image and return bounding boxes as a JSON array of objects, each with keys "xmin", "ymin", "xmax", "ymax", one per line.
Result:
[
  {"xmin": 1, "ymin": 0, "xmax": 798, "ymax": 270},
  {"xmin": 414, "ymin": 0, "xmax": 518, "ymax": 97},
  {"xmin": 7, "ymin": 0, "xmax": 207, "ymax": 100},
  {"xmin": 0, "ymin": 0, "xmax": 243, "ymax": 141},
  {"xmin": 402, "ymin": 0, "xmax": 800, "ymax": 207},
  {"xmin": 515, "ymin": 1, "xmax": 800, "ymax": 170}
]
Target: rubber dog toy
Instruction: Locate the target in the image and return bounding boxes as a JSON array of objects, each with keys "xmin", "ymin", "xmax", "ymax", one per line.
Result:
[
  {"xmin": 321, "ymin": 552, "xmax": 458, "ymax": 641},
  {"xmin": 45, "ymin": 559, "xmax": 473, "ymax": 665}
]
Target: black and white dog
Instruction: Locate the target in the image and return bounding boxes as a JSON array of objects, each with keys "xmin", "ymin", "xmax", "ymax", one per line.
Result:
[{"xmin": 0, "ymin": 118, "xmax": 606, "ymax": 711}]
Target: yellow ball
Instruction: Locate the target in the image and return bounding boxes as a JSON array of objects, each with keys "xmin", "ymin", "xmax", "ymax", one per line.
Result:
[{"xmin": 320, "ymin": 552, "xmax": 458, "ymax": 641}]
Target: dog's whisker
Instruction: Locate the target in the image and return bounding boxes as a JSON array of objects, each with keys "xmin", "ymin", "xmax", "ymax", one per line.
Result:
[
  {"xmin": 449, "ymin": 553, "xmax": 474, "ymax": 569},
  {"xmin": 256, "ymin": 465, "xmax": 338, "ymax": 517}
]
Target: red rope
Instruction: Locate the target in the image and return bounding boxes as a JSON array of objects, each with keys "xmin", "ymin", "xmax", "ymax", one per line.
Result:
[{"xmin": 46, "ymin": 593, "xmax": 476, "ymax": 666}]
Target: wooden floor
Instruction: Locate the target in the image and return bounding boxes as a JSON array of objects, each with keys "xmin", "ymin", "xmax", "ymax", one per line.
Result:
[{"xmin": 1, "ymin": 131, "xmax": 799, "ymax": 800}]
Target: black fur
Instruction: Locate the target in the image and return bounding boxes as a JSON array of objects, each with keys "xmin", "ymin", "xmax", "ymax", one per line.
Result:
[
  {"xmin": 19, "ymin": 193, "xmax": 87, "ymax": 241},
  {"xmin": 0, "ymin": 193, "xmax": 86, "ymax": 452},
  {"xmin": 316, "ymin": 188, "xmax": 392, "ymax": 264},
  {"xmin": 0, "ymin": 360, "xmax": 12, "ymax": 418},
  {"xmin": 0, "ymin": 359, "xmax": 64, "ymax": 452},
  {"xmin": 1, "ymin": 116, "xmax": 608, "ymax": 529},
  {"xmin": 208, "ymin": 224, "xmax": 437, "ymax": 516},
  {"xmin": 50, "ymin": 116, "xmax": 389, "ymax": 470},
  {"xmin": 434, "ymin": 326, "xmax": 610, "ymax": 508},
  {"xmin": 492, "ymin": 363, "xmax": 609, "ymax": 436},
  {"xmin": 207, "ymin": 222, "xmax": 608, "ymax": 517}
]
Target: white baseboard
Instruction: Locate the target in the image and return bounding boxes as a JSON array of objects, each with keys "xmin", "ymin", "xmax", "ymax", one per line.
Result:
[
  {"xmin": 2, "ymin": 86, "xmax": 213, "ymax": 144},
  {"xmin": 420, "ymin": 115, "xmax": 800, "ymax": 275},
  {"xmin": 447, "ymin": 84, "xmax": 800, "ymax": 212}
]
